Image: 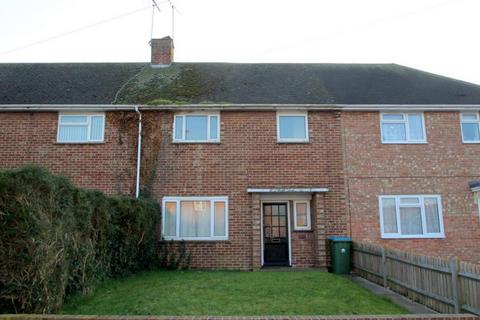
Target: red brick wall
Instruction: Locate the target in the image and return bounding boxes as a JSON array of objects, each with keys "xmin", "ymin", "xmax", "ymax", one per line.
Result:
[
  {"xmin": 0, "ymin": 112, "xmax": 136, "ymax": 196},
  {"xmin": 343, "ymin": 111, "xmax": 480, "ymax": 263},
  {"xmin": 148, "ymin": 110, "xmax": 347, "ymax": 269}
]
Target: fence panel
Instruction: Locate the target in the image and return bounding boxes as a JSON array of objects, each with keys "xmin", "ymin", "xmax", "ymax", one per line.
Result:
[{"xmin": 352, "ymin": 242, "xmax": 480, "ymax": 316}]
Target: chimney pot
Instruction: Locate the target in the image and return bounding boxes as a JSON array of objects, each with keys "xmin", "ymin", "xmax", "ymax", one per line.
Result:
[{"xmin": 150, "ymin": 36, "xmax": 174, "ymax": 66}]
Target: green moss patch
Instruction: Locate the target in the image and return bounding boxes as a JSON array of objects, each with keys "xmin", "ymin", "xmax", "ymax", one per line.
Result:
[{"xmin": 114, "ymin": 64, "xmax": 212, "ymax": 105}]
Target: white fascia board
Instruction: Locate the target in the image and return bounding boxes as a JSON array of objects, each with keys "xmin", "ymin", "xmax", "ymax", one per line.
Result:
[
  {"xmin": 2, "ymin": 103, "xmax": 480, "ymax": 112},
  {"xmin": 247, "ymin": 187, "xmax": 329, "ymax": 193}
]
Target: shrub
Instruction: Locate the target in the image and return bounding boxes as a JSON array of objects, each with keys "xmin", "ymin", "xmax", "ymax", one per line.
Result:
[{"xmin": 0, "ymin": 166, "xmax": 160, "ymax": 313}]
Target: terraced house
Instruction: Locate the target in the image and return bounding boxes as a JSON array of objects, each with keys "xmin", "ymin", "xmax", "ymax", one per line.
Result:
[{"xmin": 2, "ymin": 36, "xmax": 480, "ymax": 269}]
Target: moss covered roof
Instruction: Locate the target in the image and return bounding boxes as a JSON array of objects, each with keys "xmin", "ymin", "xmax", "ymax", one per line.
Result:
[{"xmin": 2, "ymin": 62, "xmax": 480, "ymax": 105}]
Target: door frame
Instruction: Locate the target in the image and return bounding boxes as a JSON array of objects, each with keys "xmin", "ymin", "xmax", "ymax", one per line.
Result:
[{"xmin": 260, "ymin": 200, "xmax": 292, "ymax": 267}]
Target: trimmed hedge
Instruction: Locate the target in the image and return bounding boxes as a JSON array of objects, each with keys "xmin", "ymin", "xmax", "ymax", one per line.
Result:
[{"xmin": 0, "ymin": 166, "xmax": 160, "ymax": 314}]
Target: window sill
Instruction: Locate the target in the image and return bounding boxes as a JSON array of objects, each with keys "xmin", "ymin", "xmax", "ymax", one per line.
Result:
[
  {"xmin": 172, "ymin": 141, "xmax": 221, "ymax": 144},
  {"xmin": 381, "ymin": 234, "xmax": 445, "ymax": 239},
  {"xmin": 277, "ymin": 140, "xmax": 310, "ymax": 144},
  {"xmin": 462, "ymin": 141, "xmax": 480, "ymax": 144},
  {"xmin": 55, "ymin": 141, "xmax": 105, "ymax": 145},
  {"xmin": 381, "ymin": 141, "xmax": 427, "ymax": 145}
]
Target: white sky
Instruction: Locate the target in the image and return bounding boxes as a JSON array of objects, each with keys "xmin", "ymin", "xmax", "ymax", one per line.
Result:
[{"xmin": 1, "ymin": 0, "xmax": 479, "ymax": 84}]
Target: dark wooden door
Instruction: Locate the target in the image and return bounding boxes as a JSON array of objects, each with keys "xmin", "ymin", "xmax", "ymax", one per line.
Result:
[{"xmin": 263, "ymin": 203, "xmax": 289, "ymax": 266}]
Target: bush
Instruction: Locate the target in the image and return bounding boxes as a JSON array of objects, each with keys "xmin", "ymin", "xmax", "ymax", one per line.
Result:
[{"xmin": 0, "ymin": 166, "xmax": 160, "ymax": 313}]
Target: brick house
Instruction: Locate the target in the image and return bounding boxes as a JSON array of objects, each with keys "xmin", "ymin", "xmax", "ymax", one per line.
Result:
[{"xmin": 1, "ymin": 37, "xmax": 480, "ymax": 269}]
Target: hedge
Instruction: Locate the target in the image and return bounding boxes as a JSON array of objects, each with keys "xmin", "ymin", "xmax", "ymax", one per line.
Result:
[{"xmin": 0, "ymin": 166, "xmax": 160, "ymax": 314}]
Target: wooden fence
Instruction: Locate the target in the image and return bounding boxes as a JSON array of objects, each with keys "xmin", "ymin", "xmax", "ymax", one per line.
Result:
[{"xmin": 352, "ymin": 242, "xmax": 480, "ymax": 316}]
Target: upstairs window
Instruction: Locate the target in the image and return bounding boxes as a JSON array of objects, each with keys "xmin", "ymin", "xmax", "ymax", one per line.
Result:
[
  {"xmin": 379, "ymin": 195, "xmax": 444, "ymax": 239},
  {"xmin": 277, "ymin": 111, "xmax": 309, "ymax": 142},
  {"xmin": 173, "ymin": 113, "xmax": 220, "ymax": 142},
  {"xmin": 380, "ymin": 113, "xmax": 426, "ymax": 143},
  {"xmin": 162, "ymin": 196, "xmax": 228, "ymax": 240},
  {"xmin": 461, "ymin": 112, "xmax": 480, "ymax": 143},
  {"xmin": 57, "ymin": 113, "xmax": 105, "ymax": 143}
]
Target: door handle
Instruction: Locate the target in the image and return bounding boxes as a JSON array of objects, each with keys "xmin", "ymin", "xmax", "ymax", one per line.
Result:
[{"xmin": 272, "ymin": 238, "xmax": 280, "ymax": 243}]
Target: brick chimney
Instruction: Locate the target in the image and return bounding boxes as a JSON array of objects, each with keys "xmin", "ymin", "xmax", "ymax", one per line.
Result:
[{"xmin": 150, "ymin": 36, "xmax": 174, "ymax": 66}]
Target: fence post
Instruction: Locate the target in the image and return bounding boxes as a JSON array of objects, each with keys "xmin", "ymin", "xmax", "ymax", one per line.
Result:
[
  {"xmin": 449, "ymin": 257, "xmax": 460, "ymax": 313},
  {"xmin": 381, "ymin": 246, "xmax": 387, "ymax": 288}
]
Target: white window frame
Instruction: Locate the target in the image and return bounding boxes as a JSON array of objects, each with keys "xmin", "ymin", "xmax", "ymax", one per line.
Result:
[
  {"xmin": 172, "ymin": 112, "xmax": 220, "ymax": 143},
  {"xmin": 57, "ymin": 112, "xmax": 105, "ymax": 143},
  {"xmin": 460, "ymin": 112, "xmax": 480, "ymax": 143},
  {"xmin": 276, "ymin": 111, "xmax": 309, "ymax": 143},
  {"xmin": 380, "ymin": 112, "xmax": 427, "ymax": 144},
  {"xmin": 162, "ymin": 196, "xmax": 228, "ymax": 241},
  {"xmin": 378, "ymin": 195, "xmax": 445, "ymax": 239},
  {"xmin": 293, "ymin": 200, "xmax": 311, "ymax": 231}
]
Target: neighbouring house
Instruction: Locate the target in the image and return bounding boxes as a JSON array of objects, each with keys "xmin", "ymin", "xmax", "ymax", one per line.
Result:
[{"xmin": 1, "ymin": 36, "xmax": 480, "ymax": 269}]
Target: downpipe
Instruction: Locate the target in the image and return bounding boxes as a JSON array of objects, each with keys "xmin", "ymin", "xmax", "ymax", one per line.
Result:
[{"xmin": 135, "ymin": 106, "xmax": 142, "ymax": 198}]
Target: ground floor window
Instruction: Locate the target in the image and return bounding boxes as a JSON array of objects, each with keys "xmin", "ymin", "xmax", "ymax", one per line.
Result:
[
  {"xmin": 162, "ymin": 196, "xmax": 228, "ymax": 240},
  {"xmin": 379, "ymin": 195, "xmax": 444, "ymax": 239},
  {"xmin": 293, "ymin": 201, "xmax": 311, "ymax": 230}
]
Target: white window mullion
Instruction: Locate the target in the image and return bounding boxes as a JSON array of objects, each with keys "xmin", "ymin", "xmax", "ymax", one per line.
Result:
[
  {"xmin": 395, "ymin": 197, "xmax": 402, "ymax": 236},
  {"xmin": 404, "ymin": 114, "xmax": 411, "ymax": 141},
  {"xmin": 212, "ymin": 200, "xmax": 217, "ymax": 238},
  {"xmin": 86, "ymin": 115, "xmax": 92, "ymax": 140},
  {"xmin": 419, "ymin": 196, "xmax": 428, "ymax": 235},
  {"xmin": 182, "ymin": 116, "xmax": 186, "ymax": 140},
  {"xmin": 207, "ymin": 115, "xmax": 211, "ymax": 141},
  {"xmin": 176, "ymin": 200, "xmax": 180, "ymax": 237}
]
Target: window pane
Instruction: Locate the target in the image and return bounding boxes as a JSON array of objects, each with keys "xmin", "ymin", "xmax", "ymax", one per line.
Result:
[
  {"xmin": 382, "ymin": 114, "xmax": 404, "ymax": 121},
  {"xmin": 425, "ymin": 198, "xmax": 441, "ymax": 233},
  {"xmin": 279, "ymin": 116, "xmax": 306, "ymax": 139},
  {"xmin": 90, "ymin": 116, "xmax": 104, "ymax": 141},
  {"xmin": 164, "ymin": 202, "xmax": 177, "ymax": 237},
  {"xmin": 461, "ymin": 113, "xmax": 478, "ymax": 121},
  {"xmin": 462, "ymin": 123, "xmax": 480, "ymax": 141},
  {"xmin": 382, "ymin": 123, "xmax": 406, "ymax": 141},
  {"xmin": 214, "ymin": 202, "xmax": 226, "ymax": 236},
  {"xmin": 185, "ymin": 116, "xmax": 208, "ymax": 140},
  {"xmin": 381, "ymin": 198, "xmax": 398, "ymax": 233},
  {"xmin": 400, "ymin": 197, "xmax": 420, "ymax": 204},
  {"xmin": 180, "ymin": 201, "xmax": 211, "ymax": 237},
  {"xmin": 60, "ymin": 115, "xmax": 88, "ymax": 123},
  {"xmin": 400, "ymin": 207, "xmax": 423, "ymax": 235},
  {"xmin": 296, "ymin": 203, "xmax": 308, "ymax": 227},
  {"xmin": 58, "ymin": 125, "xmax": 88, "ymax": 142},
  {"xmin": 408, "ymin": 114, "xmax": 424, "ymax": 140},
  {"xmin": 210, "ymin": 116, "xmax": 218, "ymax": 140},
  {"xmin": 174, "ymin": 116, "xmax": 183, "ymax": 140}
]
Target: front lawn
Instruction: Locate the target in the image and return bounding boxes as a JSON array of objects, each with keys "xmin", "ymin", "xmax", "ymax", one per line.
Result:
[{"xmin": 62, "ymin": 270, "xmax": 407, "ymax": 316}]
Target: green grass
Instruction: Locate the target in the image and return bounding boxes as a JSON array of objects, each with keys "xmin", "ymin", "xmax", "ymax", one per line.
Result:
[{"xmin": 61, "ymin": 270, "xmax": 408, "ymax": 316}]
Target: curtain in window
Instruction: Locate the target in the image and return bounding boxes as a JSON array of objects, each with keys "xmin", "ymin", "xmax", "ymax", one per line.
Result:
[
  {"xmin": 180, "ymin": 201, "xmax": 211, "ymax": 237},
  {"xmin": 400, "ymin": 207, "xmax": 423, "ymax": 235},
  {"xmin": 425, "ymin": 197, "xmax": 441, "ymax": 233},
  {"xmin": 214, "ymin": 202, "xmax": 226, "ymax": 236},
  {"xmin": 381, "ymin": 198, "xmax": 398, "ymax": 233},
  {"xmin": 295, "ymin": 202, "xmax": 308, "ymax": 227},
  {"xmin": 382, "ymin": 123, "xmax": 406, "ymax": 141},
  {"xmin": 164, "ymin": 202, "xmax": 177, "ymax": 236}
]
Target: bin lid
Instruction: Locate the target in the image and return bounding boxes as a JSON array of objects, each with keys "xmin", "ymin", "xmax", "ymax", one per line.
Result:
[{"xmin": 328, "ymin": 236, "xmax": 352, "ymax": 242}]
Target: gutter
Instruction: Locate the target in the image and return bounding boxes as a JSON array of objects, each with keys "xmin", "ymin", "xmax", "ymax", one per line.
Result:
[
  {"xmin": 135, "ymin": 106, "xmax": 142, "ymax": 199},
  {"xmin": 2, "ymin": 104, "xmax": 480, "ymax": 112}
]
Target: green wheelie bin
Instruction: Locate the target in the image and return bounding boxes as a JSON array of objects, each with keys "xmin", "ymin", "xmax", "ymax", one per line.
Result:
[{"xmin": 329, "ymin": 236, "xmax": 352, "ymax": 274}]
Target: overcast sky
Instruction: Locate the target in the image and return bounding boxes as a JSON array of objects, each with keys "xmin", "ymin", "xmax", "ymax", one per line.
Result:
[{"xmin": 1, "ymin": 0, "xmax": 479, "ymax": 85}]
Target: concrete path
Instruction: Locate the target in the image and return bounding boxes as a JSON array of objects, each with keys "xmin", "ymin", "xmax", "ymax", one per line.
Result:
[{"xmin": 348, "ymin": 275, "xmax": 436, "ymax": 314}]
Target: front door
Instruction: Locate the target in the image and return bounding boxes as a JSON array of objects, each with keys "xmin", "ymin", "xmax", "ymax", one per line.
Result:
[{"xmin": 263, "ymin": 203, "xmax": 289, "ymax": 266}]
